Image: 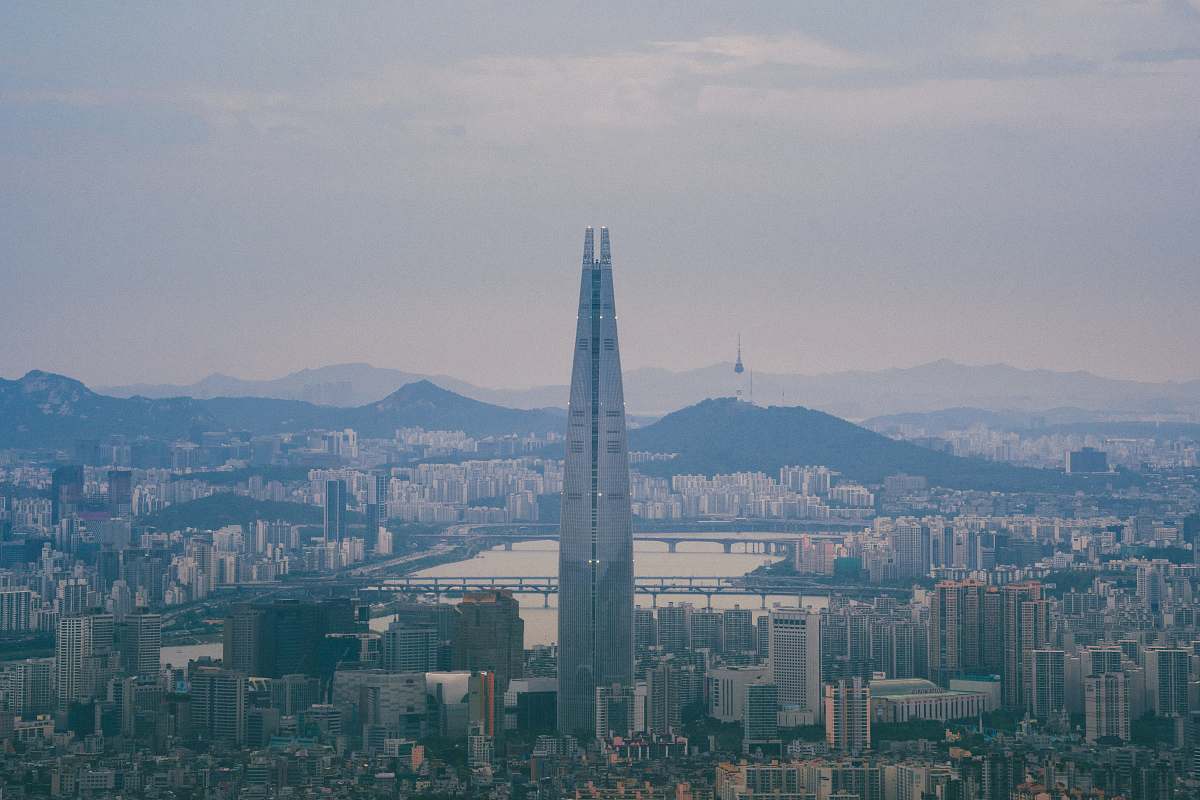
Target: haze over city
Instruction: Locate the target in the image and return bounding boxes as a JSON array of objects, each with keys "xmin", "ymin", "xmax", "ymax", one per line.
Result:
[
  {"xmin": 4, "ymin": 6, "xmax": 1200, "ymax": 800},
  {"xmin": 4, "ymin": 3, "xmax": 1200, "ymax": 387}
]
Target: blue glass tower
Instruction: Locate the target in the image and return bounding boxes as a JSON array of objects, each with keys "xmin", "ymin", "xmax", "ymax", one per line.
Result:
[{"xmin": 557, "ymin": 227, "xmax": 634, "ymax": 735}]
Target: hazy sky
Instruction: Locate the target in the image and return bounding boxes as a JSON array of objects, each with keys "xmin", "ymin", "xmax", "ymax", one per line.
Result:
[{"xmin": 3, "ymin": 3, "xmax": 1199, "ymax": 388}]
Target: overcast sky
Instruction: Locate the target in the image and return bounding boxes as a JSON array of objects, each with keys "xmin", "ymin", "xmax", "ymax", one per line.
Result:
[{"xmin": 3, "ymin": 2, "xmax": 1199, "ymax": 388}]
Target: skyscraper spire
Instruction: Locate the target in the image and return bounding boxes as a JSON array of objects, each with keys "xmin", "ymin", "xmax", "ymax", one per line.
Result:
[
  {"xmin": 599, "ymin": 226, "xmax": 611, "ymax": 265},
  {"xmin": 582, "ymin": 226, "xmax": 594, "ymax": 266},
  {"xmin": 558, "ymin": 226, "xmax": 634, "ymax": 737}
]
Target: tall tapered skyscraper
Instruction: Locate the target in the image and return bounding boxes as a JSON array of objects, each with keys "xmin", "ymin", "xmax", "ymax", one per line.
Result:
[{"xmin": 557, "ymin": 227, "xmax": 634, "ymax": 735}]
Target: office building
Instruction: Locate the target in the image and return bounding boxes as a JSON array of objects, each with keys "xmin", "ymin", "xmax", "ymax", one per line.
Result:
[
  {"xmin": 107, "ymin": 469, "xmax": 133, "ymax": 517},
  {"xmin": 223, "ymin": 598, "xmax": 354, "ymax": 679},
  {"xmin": 382, "ymin": 620, "xmax": 438, "ymax": 673},
  {"xmin": 324, "ymin": 479, "xmax": 348, "ymax": 543},
  {"xmin": 190, "ymin": 666, "xmax": 247, "ymax": 745},
  {"xmin": 223, "ymin": 604, "xmax": 263, "ymax": 676},
  {"xmin": 118, "ymin": 608, "xmax": 161, "ymax": 677},
  {"xmin": 557, "ymin": 227, "xmax": 635, "ymax": 735},
  {"xmin": 331, "ymin": 667, "xmax": 427, "ymax": 740},
  {"xmin": 768, "ymin": 608, "xmax": 822, "ymax": 724},
  {"xmin": 708, "ymin": 665, "xmax": 769, "ymax": 723},
  {"xmin": 365, "ymin": 471, "xmax": 389, "ymax": 552},
  {"xmin": 743, "ymin": 680, "xmax": 780, "ymax": 753},
  {"xmin": 1066, "ymin": 447, "xmax": 1108, "ymax": 474},
  {"xmin": 51, "ymin": 465, "xmax": 84, "ymax": 525},
  {"xmin": 453, "ymin": 590, "xmax": 523, "ymax": 736}
]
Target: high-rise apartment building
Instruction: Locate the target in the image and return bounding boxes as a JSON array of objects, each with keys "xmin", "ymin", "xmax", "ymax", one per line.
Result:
[
  {"xmin": 723, "ymin": 606, "xmax": 756, "ymax": 655},
  {"xmin": 656, "ymin": 605, "xmax": 691, "ymax": 654},
  {"xmin": 0, "ymin": 587, "xmax": 33, "ymax": 632},
  {"xmin": 825, "ymin": 677, "xmax": 871, "ymax": 754},
  {"xmin": 1029, "ymin": 649, "xmax": 1066, "ymax": 719},
  {"xmin": 55, "ymin": 610, "xmax": 115, "ymax": 711},
  {"xmin": 1001, "ymin": 581, "xmax": 1051, "ymax": 709},
  {"xmin": 928, "ymin": 579, "xmax": 1002, "ymax": 685},
  {"xmin": 891, "ymin": 521, "xmax": 930, "ymax": 579},
  {"xmin": 557, "ymin": 227, "xmax": 634, "ymax": 735},
  {"xmin": 1145, "ymin": 647, "xmax": 1190, "ymax": 716},
  {"xmin": 768, "ymin": 608, "xmax": 822, "ymax": 724},
  {"xmin": 0, "ymin": 658, "xmax": 55, "ymax": 715},
  {"xmin": 1085, "ymin": 672, "xmax": 1130, "ymax": 742}
]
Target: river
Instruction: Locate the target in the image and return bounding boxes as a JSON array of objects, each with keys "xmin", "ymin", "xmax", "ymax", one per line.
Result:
[{"xmin": 164, "ymin": 538, "xmax": 824, "ymax": 667}]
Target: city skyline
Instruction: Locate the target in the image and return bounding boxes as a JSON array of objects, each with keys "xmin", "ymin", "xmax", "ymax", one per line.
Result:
[
  {"xmin": 4, "ymin": 4, "xmax": 1200, "ymax": 387},
  {"xmin": 4, "ymin": 5, "xmax": 1200, "ymax": 794}
]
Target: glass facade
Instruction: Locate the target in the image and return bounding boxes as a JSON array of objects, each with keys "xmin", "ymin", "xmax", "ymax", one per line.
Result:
[{"xmin": 557, "ymin": 227, "xmax": 634, "ymax": 735}]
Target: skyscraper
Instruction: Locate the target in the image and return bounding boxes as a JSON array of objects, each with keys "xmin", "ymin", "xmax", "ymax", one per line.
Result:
[
  {"xmin": 51, "ymin": 464, "xmax": 84, "ymax": 525},
  {"xmin": 768, "ymin": 608, "xmax": 822, "ymax": 724},
  {"xmin": 453, "ymin": 590, "xmax": 524, "ymax": 737},
  {"xmin": 365, "ymin": 471, "xmax": 389, "ymax": 552},
  {"xmin": 107, "ymin": 469, "xmax": 133, "ymax": 518},
  {"xmin": 55, "ymin": 610, "xmax": 115, "ymax": 712},
  {"xmin": 1029, "ymin": 648, "xmax": 1066, "ymax": 719},
  {"xmin": 118, "ymin": 608, "xmax": 162, "ymax": 677},
  {"xmin": 324, "ymin": 479, "xmax": 348, "ymax": 543},
  {"xmin": 1001, "ymin": 581, "xmax": 1051, "ymax": 709},
  {"xmin": 1144, "ymin": 647, "xmax": 1190, "ymax": 716},
  {"xmin": 190, "ymin": 665, "xmax": 247, "ymax": 745},
  {"xmin": 825, "ymin": 677, "xmax": 871, "ymax": 754},
  {"xmin": 557, "ymin": 227, "xmax": 635, "ymax": 736},
  {"xmin": 1085, "ymin": 672, "xmax": 1130, "ymax": 742},
  {"xmin": 929, "ymin": 579, "xmax": 1002, "ymax": 685}
]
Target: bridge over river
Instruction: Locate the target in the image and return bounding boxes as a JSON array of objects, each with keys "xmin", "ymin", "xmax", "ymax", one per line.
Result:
[
  {"xmin": 418, "ymin": 524, "xmax": 851, "ymax": 555},
  {"xmin": 358, "ymin": 574, "xmax": 910, "ymax": 607}
]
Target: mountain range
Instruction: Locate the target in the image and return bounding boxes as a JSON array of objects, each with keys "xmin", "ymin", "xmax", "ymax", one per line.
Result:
[
  {"xmin": 3, "ymin": 370, "xmax": 1111, "ymax": 492},
  {"xmin": 0, "ymin": 371, "xmax": 563, "ymax": 449},
  {"xmin": 98, "ymin": 360, "xmax": 1200, "ymax": 419}
]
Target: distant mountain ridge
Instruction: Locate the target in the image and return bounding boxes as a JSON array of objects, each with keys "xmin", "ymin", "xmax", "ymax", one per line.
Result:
[
  {"xmin": 97, "ymin": 360, "xmax": 1200, "ymax": 418},
  {"xmin": 0, "ymin": 370, "xmax": 1136, "ymax": 493},
  {"xmin": 0, "ymin": 371, "xmax": 563, "ymax": 448}
]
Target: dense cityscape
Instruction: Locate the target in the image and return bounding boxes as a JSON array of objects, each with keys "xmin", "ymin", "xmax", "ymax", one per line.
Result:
[
  {"xmin": 0, "ymin": 228, "xmax": 1198, "ymax": 800},
  {"xmin": 6, "ymin": 5, "xmax": 1200, "ymax": 799}
]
